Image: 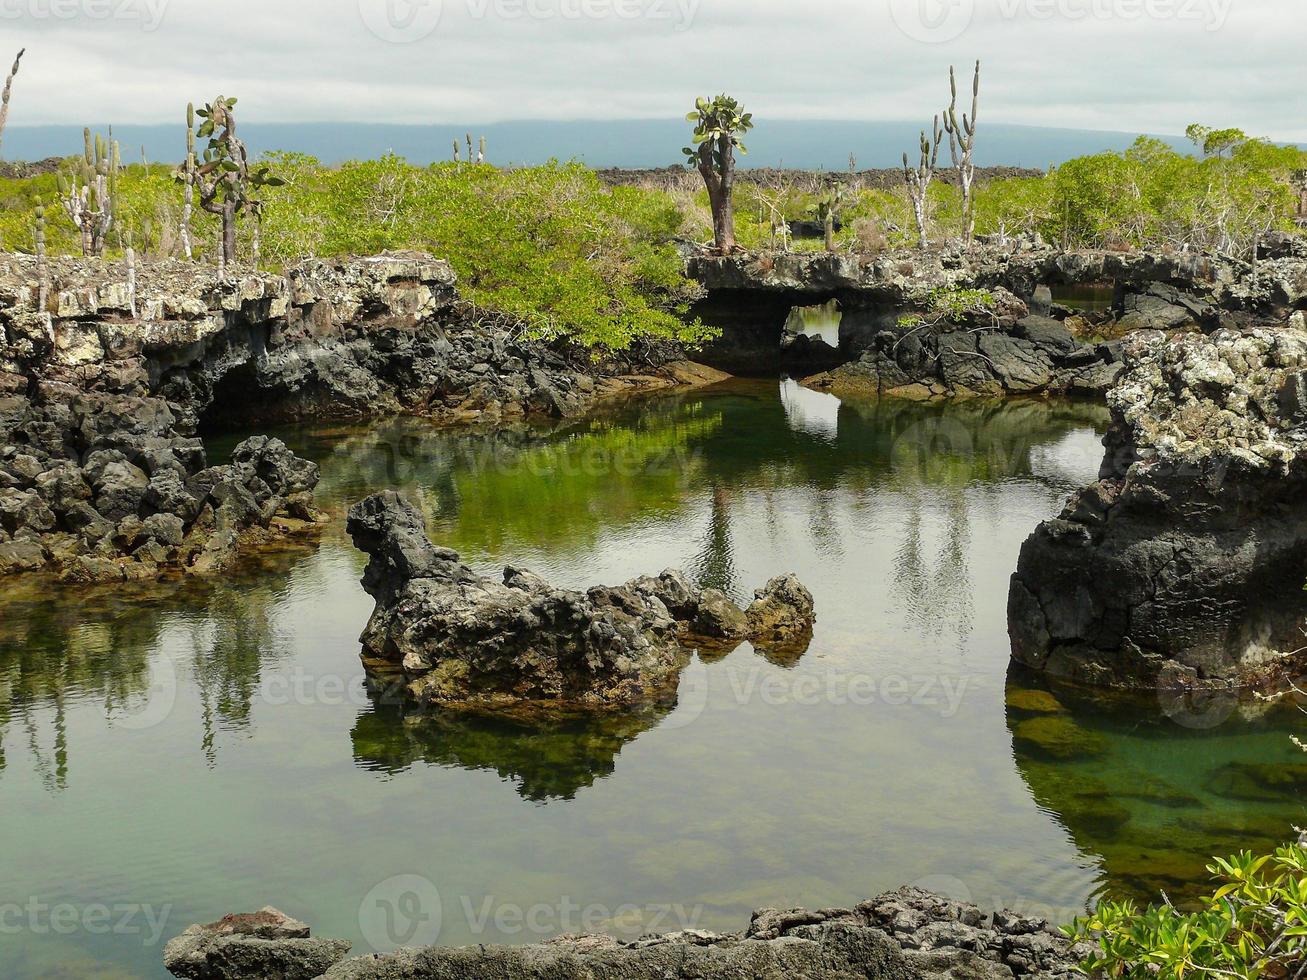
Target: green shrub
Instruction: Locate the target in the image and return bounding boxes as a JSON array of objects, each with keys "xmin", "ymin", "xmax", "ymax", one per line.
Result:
[{"xmin": 1068, "ymin": 843, "xmax": 1307, "ymax": 979}]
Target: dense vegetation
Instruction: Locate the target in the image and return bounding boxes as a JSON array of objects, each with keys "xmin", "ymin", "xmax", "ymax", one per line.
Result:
[
  {"xmin": 728, "ymin": 134, "xmax": 1306, "ymax": 257},
  {"xmin": 0, "ymin": 124, "xmax": 1302, "ymax": 349},
  {"xmin": 0, "ymin": 156, "xmax": 710, "ymax": 350}
]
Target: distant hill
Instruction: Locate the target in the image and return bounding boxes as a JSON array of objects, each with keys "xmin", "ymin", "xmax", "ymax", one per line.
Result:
[{"xmin": 0, "ymin": 119, "xmax": 1210, "ymax": 170}]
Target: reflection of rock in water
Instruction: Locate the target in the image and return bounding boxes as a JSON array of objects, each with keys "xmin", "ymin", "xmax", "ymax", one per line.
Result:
[
  {"xmin": 1006, "ymin": 664, "xmax": 1307, "ymax": 907},
  {"xmin": 351, "ymin": 694, "xmax": 673, "ymax": 802},
  {"xmin": 779, "ymin": 377, "xmax": 841, "ymax": 441}
]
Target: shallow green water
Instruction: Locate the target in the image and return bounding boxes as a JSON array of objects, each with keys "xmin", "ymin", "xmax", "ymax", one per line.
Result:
[{"xmin": 1, "ymin": 380, "xmax": 1304, "ymax": 978}]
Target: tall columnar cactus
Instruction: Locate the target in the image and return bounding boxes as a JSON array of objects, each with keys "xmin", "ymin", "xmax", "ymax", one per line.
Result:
[
  {"xmin": 183, "ymin": 96, "xmax": 284, "ymax": 266},
  {"xmin": 902, "ymin": 115, "xmax": 943, "ymax": 249},
  {"xmin": 34, "ymin": 203, "xmax": 48, "ymax": 310},
  {"xmin": 124, "ymin": 244, "xmax": 137, "ymax": 317},
  {"xmin": 684, "ymin": 94, "xmax": 754, "ymax": 254},
  {"xmin": 944, "ymin": 61, "xmax": 981, "ymax": 245},
  {"xmin": 452, "ymin": 138, "xmax": 460, "ymax": 164},
  {"xmin": 58, "ymin": 128, "xmax": 120, "ymax": 257},
  {"xmin": 0, "ymin": 48, "xmax": 23, "ymax": 157},
  {"xmin": 478, "ymin": 135, "xmax": 486, "ymax": 164},
  {"xmin": 180, "ymin": 103, "xmax": 197, "ymax": 260}
]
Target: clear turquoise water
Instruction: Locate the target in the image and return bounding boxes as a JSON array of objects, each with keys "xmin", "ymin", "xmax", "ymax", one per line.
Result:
[{"xmin": 1, "ymin": 380, "xmax": 1303, "ymax": 978}]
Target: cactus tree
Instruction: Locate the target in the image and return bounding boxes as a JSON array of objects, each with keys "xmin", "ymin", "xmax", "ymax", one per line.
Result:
[
  {"xmin": 684, "ymin": 94, "xmax": 753, "ymax": 254},
  {"xmin": 944, "ymin": 61, "xmax": 980, "ymax": 244},
  {"xmin": 179, "ymin": 103, "xmax": 197, "ymax": 260},
  {"xmin": 184, "ymin": 96, "xmax": 284, "ymax": 266},
  {"xmin": 902, "ymin": 115, "xmax": 943, "ymax": 249},
  {"xmin": 0, "ymin": 48, "xmax": 23, "ymax": 157},
  {"xmin": 58, "ymin": 128, "xmax": 119, "ymax": 257},
  {"xmin": 817, "ymin": 183, "xmax": 846, "ymax": 253}
]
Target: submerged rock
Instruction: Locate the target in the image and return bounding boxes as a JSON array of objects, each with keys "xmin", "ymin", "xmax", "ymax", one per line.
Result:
[
  {"xmin": 1011, "ymin": 714, "xmax": 1108, "ymax": 762},
  {"xmin": 1009, "ymin": 326, "xmax": 1307, "ymax": 690},
  {"xmin": 167, "ymin": 888, "xmax": 1090, "ymax": 979},
  {"xmin": 163, "ymin": 906, "xmax": 351, "ymax": 980},
  {"xmin": 346, "ymin": 492, "xmax": 816, "ymax": 711}
]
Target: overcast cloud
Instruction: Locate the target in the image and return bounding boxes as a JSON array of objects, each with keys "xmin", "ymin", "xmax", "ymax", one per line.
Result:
[{"xmin": 0, "ymin": 0, "xmax": 1302, "ymax": 140}]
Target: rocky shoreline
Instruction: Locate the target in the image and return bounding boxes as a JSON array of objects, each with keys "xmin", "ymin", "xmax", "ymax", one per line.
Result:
[
  {"xmin": 0, "ymin": 252, "xmax": 723, "ymax": 580},
  {"xmin": 163, "ymin": 889, "xmax": 1090, "ymax": 980}
]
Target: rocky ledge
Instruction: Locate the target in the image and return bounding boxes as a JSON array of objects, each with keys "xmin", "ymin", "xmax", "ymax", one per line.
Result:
[
  {"xmin": 346, "ymin": 492, "xmax": 815, "ymax": 712},
  {"xmin": 0, "ymin": 251, "xmax": 718, "ymax": 433},
  {"xmin": 687, "ymin": 241, "xmax": 1307, "ymax": 390},
  {"xmin": 164, "ymin": 907, "xmax": 351, "ymax": 980},
  {"xmin": 164, "ymin": 889, "xmax": 1089, "ymax": 980},
  {"xmin": 686, "ymin": 240, "xmax": 1307, "ymax": 313},
  {"xmin": 1008, "ymin": 325, "xmax": 1307, "ymax": 689}
]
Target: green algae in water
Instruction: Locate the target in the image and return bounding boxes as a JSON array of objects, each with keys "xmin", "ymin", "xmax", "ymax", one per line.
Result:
[{"xmin": 1, "ymin": 380, "xmax": 1304, "ymax": 978}]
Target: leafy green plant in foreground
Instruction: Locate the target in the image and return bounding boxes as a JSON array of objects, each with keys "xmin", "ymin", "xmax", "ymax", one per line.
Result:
[{"xmin": 1068, "ymin": 843, "xmax": 1307, "ymax": 979}]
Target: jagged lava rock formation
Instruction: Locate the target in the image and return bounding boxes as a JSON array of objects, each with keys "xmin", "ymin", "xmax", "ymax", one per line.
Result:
[
  {"xmin": 1009, "ymin": 325, "xmax": 1307, "ymax": 688},
  {"xmin": 0, "ymin": 252, "xmax": 720, "ymax": 579},
  {"xmin": 165, "ymin": 889, "xmax": 1089, "ymax": 979},
  {"xmin": 346, "ymin": 492, "xmax": 815, "ymax": 711}
]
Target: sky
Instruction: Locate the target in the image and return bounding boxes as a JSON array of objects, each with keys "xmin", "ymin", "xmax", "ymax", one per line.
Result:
[{"xmin": 1, "ymin": 0, "xmax": 1303, "ymax": 141}]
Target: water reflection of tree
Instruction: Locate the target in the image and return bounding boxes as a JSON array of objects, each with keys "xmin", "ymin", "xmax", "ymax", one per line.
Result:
[
  {"xmin": 691, "ymin": 484, "xmax": 737, "ymax": 594},
  {"xmin": 0, "ymin": 592, "xmax": 159, "ymax": 789},
  {"xmin": 0, "ymin": 549, "xmax": 309, "ymax": 786},
  {"xmin": 892, "ymin": 489, "xmax": 974, "ymax": 647},
  {"xmin": 321, "ymin": 411, "xmax": 722, "ymax": 561}
]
